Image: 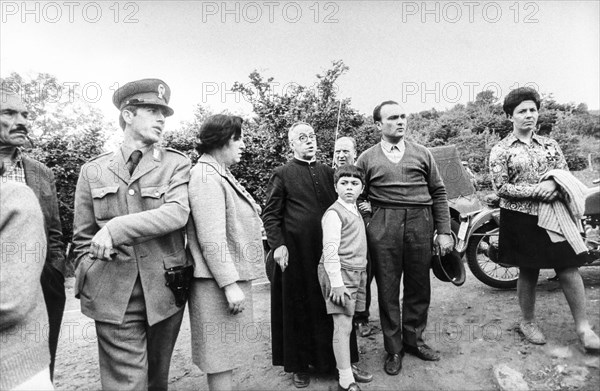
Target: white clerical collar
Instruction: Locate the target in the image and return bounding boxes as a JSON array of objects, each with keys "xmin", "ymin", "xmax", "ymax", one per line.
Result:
[{"xmin": 295, "ymin": 156, "xmax": 316, "ymax": 164}]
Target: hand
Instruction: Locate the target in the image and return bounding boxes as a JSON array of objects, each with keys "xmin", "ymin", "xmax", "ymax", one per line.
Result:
[
  {"xmin": 274, "ymin": 245, "xmax": 289, "ymax": 272},
  {"xmin": 223, "ymin": 282, "xmax": 245, "ymax": 315},
  {"xmin": 358, "ymin": 200, "xmax": 372, "ymax": 213},
  {"xmin": 89, "ymin": 226, "xmax": 114, "ymax": 261},
  {"xmin": 436, "ymin": 234, "xmax": 454, "ymax": 257},
  {"xmin": 533, "ymin": 180, "xmax": 558, "ymax": 202},
  {"xmin": 329, "ymin": 285, "xmax": 351, "ymax": 307}
]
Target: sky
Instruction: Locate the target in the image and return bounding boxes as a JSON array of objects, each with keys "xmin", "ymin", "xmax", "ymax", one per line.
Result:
[{"xmin": 1, "ymin": 0, "xmax": 599, "ymax": 128}]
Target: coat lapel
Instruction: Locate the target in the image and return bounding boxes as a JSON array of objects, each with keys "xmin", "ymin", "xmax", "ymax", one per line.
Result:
[
  {"xmin": 224, "ymin": 172, "xmax": 261, "ymax": 213},
  {"xmin": 22, "ymin": 157, "xmax": 43, "ymax": 199},
  {"xmin": 199, "ymin": 154, "xmax": 260, "ymax": 213},
  {"xmin": 108, "ymin": 151, "xmax": 130, "ymax": 184},
  {"xmin": 130, "ymin": 148, "xmax": 159, "ymax": 183}
]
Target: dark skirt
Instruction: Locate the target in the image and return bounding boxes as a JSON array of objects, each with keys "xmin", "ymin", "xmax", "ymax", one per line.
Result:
[{"xmin": 499, "ymin": 208, "xmax": 588, "ymax": 270}]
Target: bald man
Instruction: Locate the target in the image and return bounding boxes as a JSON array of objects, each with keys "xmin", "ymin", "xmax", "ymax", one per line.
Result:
[{"xmin": 333, "ymin": 137, "xmax": 357, "ymax": 168}]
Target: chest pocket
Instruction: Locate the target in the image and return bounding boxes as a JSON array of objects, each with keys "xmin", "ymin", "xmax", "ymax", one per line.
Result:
[
  {"xmin": 91, "ymin": 186, "xmax": 120, "ymax": 220},
  {"xmin": 141, "ymin": 185, "xmax": 168, "ymax": 209}
]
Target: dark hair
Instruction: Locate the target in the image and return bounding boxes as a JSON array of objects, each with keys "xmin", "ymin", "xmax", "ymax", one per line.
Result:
[
  {"xmin": 196, "ymin": 114, "xmax": 243, "ymax": 154},
  {"xmin": 373, "ymin": 100, "xmax": 399, "ymax": 122},
  {"xmin": 334, "ymin": 165, "xmax": 365, "ymax": 185},
  {"xmin": 502, "ymin": 87, "xmax": 541, "ymax": 117},
  {"xmin": 118, "ymin": 105, "xmax": 139, "ymax": 130}
]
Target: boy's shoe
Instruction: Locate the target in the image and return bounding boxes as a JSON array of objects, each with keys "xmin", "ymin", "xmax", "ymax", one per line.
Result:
[
  {"xmin": 293, "ymin": 372, "xmax": 310, "ymax": 388},
  {"xmin": 338, "ymin": 382, "xmax": 361, "ymax": 391},
  {"xmin": 351, "ymin": 364, "xmax": 373, "ymax": 383},
  {"xmin": 518, "ymin": 321, "xmax": 546, "ymax": 345}
]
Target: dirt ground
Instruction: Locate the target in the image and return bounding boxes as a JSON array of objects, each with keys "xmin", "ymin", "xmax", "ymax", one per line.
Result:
[{"xmin": 54, "ymin": 266, "xmax": 600, "ymax": 391}]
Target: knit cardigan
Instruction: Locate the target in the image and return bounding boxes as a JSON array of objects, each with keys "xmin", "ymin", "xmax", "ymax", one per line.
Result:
[{"xmin": 0, "ymin": 182, "xmax": 50, "ymax": 390}]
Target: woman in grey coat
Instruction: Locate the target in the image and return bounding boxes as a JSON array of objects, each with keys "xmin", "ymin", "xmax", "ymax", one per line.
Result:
[{"xmin": 187, "ymin": 114, "xmax": 264, "ymax": 390}]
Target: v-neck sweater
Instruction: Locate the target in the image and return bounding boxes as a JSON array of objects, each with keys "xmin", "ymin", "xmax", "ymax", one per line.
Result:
[{"xmin": 356, "ymin": 141, "xmax": 451, "ymax": 234}]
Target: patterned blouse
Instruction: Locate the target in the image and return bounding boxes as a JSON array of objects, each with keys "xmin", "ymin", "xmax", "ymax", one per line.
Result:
[{"xmin": 489, "ymin": 133, "xmax": 568, "ymax": 215}]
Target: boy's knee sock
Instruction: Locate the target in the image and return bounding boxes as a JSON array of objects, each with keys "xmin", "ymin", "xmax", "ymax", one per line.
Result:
[{"xmin": 338, "ymin": 367, "xmax": 354, "ymax": 388}]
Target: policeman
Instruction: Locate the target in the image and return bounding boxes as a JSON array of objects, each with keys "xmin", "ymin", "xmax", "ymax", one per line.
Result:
[{"xmin": 72, "ymin": 79, "xmax": 192, "ymax": 390}]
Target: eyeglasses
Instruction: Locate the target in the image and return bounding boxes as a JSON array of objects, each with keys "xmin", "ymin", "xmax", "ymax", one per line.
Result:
[{"xmin": 295, "ymin": 133, "xmax": 317, "ymax": 143}]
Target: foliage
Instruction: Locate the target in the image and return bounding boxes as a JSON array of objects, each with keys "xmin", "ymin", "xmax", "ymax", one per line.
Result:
[
  {"xmin": 1, "ymin": 73, "xmax": 111, "ymax": 263},
  {"xmin": 27, "ymin": 129, "xmax": 107, "ymax": 248},
  {"xmin": 227, "ymin": 60, "xmax": 365, "ymax": 204},
  {"xmin": 3, "ymin": 68, "xmax": 597, "ymax": 270}
]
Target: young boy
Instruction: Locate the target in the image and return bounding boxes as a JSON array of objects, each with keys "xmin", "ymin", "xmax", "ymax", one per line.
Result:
[{"xmin": 318, "ymin": 165, "xmax": 369, "ymax": 391}]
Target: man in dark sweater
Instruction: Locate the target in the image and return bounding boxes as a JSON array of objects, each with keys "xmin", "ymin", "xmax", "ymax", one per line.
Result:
[{"xmin": 356, "ymin": 101, "xmax": 454, "ymax": 376}]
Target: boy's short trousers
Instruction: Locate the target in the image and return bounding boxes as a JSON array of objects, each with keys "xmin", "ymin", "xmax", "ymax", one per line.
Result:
[{"xmin": 317, "ymin": 263, "xmax": 367, "ymax": 316}]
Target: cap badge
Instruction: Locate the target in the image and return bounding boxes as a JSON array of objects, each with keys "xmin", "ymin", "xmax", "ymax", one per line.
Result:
[{"xmin": 157, "ymin": 84, "xmax": 166, "ymax": 100}]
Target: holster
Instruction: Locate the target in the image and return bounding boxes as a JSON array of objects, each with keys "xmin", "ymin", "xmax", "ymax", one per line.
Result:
[{"xmin": 164, "ymin": 265, "xmax": 194, "ymax": 307}]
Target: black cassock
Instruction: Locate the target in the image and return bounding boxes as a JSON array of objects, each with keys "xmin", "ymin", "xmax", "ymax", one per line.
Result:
[{"xmin": 263, "ymin": 158, "xmax": 359, "ymax": 373}]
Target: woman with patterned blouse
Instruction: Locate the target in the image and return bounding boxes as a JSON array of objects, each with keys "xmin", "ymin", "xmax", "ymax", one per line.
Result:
[{"xmin": 489, "ymin": 87, "xmax": 599, "ymax": 352}]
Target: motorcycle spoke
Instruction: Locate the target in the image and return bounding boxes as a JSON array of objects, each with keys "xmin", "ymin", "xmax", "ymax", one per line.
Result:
[{"xmin": 476, "ymin": 250, "xmax": 518, "ymax": 281}]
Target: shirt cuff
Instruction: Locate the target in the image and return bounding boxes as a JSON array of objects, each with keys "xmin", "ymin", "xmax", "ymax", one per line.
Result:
[{"xmin": 328, "ymin": 271, "xmax": 345, "ymax": 288}]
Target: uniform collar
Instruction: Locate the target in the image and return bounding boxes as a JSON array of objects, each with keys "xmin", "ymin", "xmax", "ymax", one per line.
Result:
[{"xmin": 121, "ymin": 144, "xmax": 152, "ymax": 162}]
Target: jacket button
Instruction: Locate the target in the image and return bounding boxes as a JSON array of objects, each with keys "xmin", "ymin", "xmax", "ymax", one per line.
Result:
[{"xmin": 128, "ymin": 189, "xmax": 135, "ymax": 196}]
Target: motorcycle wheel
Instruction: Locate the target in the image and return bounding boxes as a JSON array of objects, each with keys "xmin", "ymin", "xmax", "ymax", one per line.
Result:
[{"xmin": 466, "ymin": 223, "xmax": 519, "ymax": 289}]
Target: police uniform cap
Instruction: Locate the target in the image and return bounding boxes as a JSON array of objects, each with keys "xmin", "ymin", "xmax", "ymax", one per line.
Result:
[{"xmin": 112, "ymin": 78, "xmax": 174, "ymax": 117}]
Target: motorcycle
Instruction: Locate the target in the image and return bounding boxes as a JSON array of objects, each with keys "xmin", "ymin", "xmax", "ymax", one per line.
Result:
[{"xmin": 455, "ymin": 179, "xmax": 600, "ymax": 289}]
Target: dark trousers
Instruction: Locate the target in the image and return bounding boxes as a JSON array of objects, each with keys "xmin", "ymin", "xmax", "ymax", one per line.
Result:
[
  {"xmin": 367, "ymin": 207, "xmax": 434, "ymax": 355},
  {"xmin": 95, "ymin": 278, "xmax": 184, "ymax": 391},
  {"xmin": 41, "ymin": 263, "xmax": 66, "ymax": 380}
]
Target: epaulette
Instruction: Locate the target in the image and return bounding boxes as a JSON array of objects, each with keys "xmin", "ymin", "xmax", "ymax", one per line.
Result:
[
  {"xmin": 164, "ymin": 147, "xmax": 189, "ymax": 158},
  {"xmin": 87, "ymin": 150, "xmax": 112, "ymax": 163}
]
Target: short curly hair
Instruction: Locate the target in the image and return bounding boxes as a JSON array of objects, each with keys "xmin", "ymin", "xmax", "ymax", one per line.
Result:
[
  {"xmin": 503, "ymin": 87, "xmax": 541, "ymax": 116},
  {"xmin": 195, "ymin": 114, "xmax": 243, "ymax": 155}
]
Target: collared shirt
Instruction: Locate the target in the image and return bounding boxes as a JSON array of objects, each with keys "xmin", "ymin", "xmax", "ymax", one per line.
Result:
[
  {"xmin": 1, "ymin": 148, "xmax": 26, "ymax": 183},
  {"xmin": 121, "ymin": 144, "xmax": 151, "ymax": 164},
  {"xmin": 380, "ymin": 138, "xmax": 406, "ymax": 163},
  {"xmin": 489, "ymin": 132, "xmax": 568, "ymax": 215},
  {"xmin": 321, "ymin": 198, "xmax": 359, "ymax": 287}
]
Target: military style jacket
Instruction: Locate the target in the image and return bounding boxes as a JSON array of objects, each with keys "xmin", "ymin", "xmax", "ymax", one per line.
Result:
[{"xmin": 72, "ymin": 146, "xmax": 191, "ymax": 325}]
